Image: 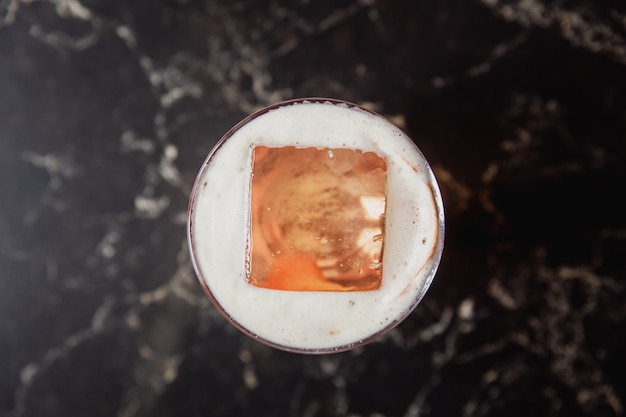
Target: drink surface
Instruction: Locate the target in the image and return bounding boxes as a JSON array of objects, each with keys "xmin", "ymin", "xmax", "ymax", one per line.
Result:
[{"xmin": 188, "ymin": 99, "xmax": 444, "ymax": 353}]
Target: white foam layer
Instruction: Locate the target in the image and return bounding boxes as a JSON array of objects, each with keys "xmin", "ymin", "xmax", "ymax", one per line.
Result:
[{"xmin": 188, "ymin": 99, "xmax": 444, "ymax": 353}]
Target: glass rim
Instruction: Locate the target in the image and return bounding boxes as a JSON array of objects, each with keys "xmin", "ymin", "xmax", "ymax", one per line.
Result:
[{"xmin": 187, "ymin": 97, "xmax": 445, "ymax": 354}]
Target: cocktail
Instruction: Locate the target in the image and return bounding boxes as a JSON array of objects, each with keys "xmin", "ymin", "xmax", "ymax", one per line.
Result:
[{"xmin": 188, "ymin": 98, "xmax": 444, "ymax": 353}]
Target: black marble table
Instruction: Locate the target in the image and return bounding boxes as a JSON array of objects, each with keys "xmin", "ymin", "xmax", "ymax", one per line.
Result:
[{"xmin": 1, "ymin": 1, "xmax": 625, "ymax": 416}]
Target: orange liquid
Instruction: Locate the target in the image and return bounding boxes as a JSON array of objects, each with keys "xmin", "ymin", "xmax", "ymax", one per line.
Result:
[{"xmin": 247, "ymin": 146, "xmax": 387, "ymax": 291}]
